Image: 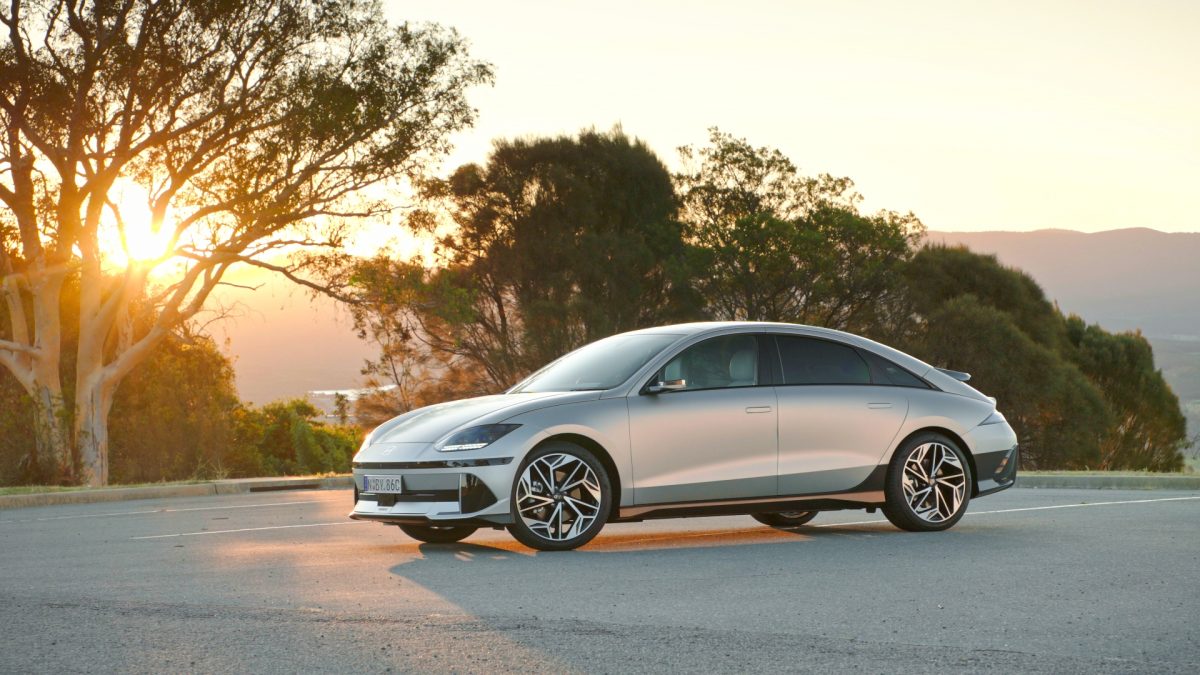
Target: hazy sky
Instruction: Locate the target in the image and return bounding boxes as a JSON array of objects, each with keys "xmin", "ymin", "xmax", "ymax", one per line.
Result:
[{"xmin": 389, "ymin": 0, "xmax": 1199, "ymax": 233}]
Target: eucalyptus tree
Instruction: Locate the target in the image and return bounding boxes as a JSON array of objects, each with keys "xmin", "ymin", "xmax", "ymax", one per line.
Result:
[
  {"xmin": 901, "ymin": 245, "xmax": 1188, "ymax": 470},
  {"xmin": 0, "ymin": 0, "xmax": 491, "ymax": 484},
  {"xmin": 676, "ymin": 129, "xmax": 922, "ymax": 333},
  {"xmin": 343, "ymin": 129, "xmax": 697, "ymax": 395}
]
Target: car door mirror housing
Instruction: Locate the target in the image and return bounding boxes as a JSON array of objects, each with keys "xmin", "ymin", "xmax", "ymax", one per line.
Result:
[{"xmin": 646, "ymin": 378, "xmax": 687, "ymax": 394}]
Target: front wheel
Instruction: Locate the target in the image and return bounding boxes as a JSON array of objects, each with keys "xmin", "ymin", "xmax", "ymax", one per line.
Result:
[
  {"xmin": 752, "ymin": 511, "xmax": 818, "ymax": 528},
  {"xmin": 507, "ymin": 442, "xmax": 611, "ymax": 551},
  {"xmin": 882, "ymin": 433, "xmax": 972, "ymax": 532},
  {"xmin": 398, "ymin": 523, "xmax": 477, "ymax": 544}
]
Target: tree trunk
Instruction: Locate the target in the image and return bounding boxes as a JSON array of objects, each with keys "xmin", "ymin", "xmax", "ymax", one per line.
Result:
[
  {"xmin": 31, "ymin": 382, "xmax": 72, "ymax": 483},
  {"xmin": 74, "ymin": 380, "xmax": 115, "ymax": 487},
  {"xmin": 3, "ymin": 269, "xmax": 74, "ymax": 483}
]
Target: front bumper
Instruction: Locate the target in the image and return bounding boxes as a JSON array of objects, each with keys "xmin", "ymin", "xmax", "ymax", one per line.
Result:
[{"xmin": 349, "ymin": 449, "xmax": 518, "ymax": 526}]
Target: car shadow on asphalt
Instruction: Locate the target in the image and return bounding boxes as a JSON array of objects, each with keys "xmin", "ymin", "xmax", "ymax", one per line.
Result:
[
  {"xmin": 382, "ymin": 520, "xmax": 908, "ymax": 560},
  {"xmin": 378, "ymin": 521, "xmax": 984, "ymax": 672}
]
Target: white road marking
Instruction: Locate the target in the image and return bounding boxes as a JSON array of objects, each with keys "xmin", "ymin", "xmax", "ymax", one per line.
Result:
[
  {"xmin": 0, "ymin": 499, "xmax": 325, "ymax": 524},
  {"xmin": 815, "ymin": 494, "xmax": 1200, "ymax": 529},
  {"xmin": 129, "ymin": 493, "xmax": 1200, "ymax": 541},
  {"xmin": 132, "ymin": 520, "xmax": 369, "ymax": 539}
]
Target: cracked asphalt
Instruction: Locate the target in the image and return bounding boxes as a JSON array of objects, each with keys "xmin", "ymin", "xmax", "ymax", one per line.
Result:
[{"xmin": 2, "ymin": 487, "xmax": 1198, "ymax": 673}]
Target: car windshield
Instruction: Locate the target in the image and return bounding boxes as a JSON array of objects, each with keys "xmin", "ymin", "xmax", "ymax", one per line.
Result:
[{"xmin": 512, "ymin": 333, "xmax": 681, "ymax": 393}]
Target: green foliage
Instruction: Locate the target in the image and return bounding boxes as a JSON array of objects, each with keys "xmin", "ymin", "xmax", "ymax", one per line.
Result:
[
  {"xmin": 0, "ymin": 375, "xmax": 34, "ymax": 485},
  {"xmin": 1064, "ymin": 317, "xmax": 1188, "ymax": 471},
  {"xmin": 900, "ymin": 246, "xmax": 1189, "ymax": 470},
  {"xmin": 1, "ymin": 335, "xmax": 361, "ymax": 486},
  {"xmin": 912, "ymin": 294, "xmax": 1110, "ymax": 468},
  {"xmin": 230, "ymin": 400, "xmax": 361, "ymax": 478},
  {"xmin": 676, "ymin": 129, "xmax": 923, "ymax": 331},
  {"xmin": 345, "ymin": 128, "xmax": 701, "ymax": 392},
  {"xmin": 108, "ymin": 335, "xmax": 242, "ymax": 483},
  {"xmin": 901, "ymin": 245, "xmax": 1067, "ymax": 349},
  {"xmin": 676, "ymin": 128, "xmax": 860, "ymax": 225},
  {"xmin": 0, "ymin": 329, "xmax": 238, "ymax": 485}
]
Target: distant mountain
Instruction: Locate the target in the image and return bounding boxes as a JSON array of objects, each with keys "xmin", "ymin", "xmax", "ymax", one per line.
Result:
[
  {"xmin": 928, "ymin": 228, "xmax": 1200, "ymax": 441},
  {"xmin": 925, "ymin": 228, "xmax": 1200, "ymax": 338}
]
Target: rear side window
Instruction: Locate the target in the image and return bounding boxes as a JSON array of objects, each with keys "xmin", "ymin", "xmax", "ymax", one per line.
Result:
[
  {"xmin": 859, "ymin": 349, "xmax": 930, "ymax": 388},
  {"xmin": 774, "ymin": 336, "xmax": 870, "ymax": 385}
]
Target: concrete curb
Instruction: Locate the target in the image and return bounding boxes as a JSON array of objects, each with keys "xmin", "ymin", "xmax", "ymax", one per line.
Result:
[
  {"xmin": 1016, "ymin": 474, "xmax": 1200, "ymax": 490},
  {"xmin": 0, "ymin": 475, "xmax": 353, "ymax": 510}
]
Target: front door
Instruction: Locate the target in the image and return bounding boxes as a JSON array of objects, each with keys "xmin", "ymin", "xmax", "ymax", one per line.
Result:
[{"xmin": 628, "ymin": 333, "xmax": 778, "ymax": 505}]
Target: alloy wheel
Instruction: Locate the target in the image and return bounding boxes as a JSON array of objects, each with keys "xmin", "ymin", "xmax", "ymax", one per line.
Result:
[
  {"xmin": 516, "ymin": 452, "xmax": 603, "ymax": 542},
  {"xmin": 901, "ymin": 441, "xmax": 968, "ymax": 522}
]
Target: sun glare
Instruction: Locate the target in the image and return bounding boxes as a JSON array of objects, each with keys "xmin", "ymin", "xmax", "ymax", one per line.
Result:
[{"xmin": 100, "ymin": 182, "xmax": 174, "ymax": 267}]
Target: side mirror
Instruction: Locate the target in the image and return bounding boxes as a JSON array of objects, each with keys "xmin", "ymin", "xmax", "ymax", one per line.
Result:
[{"xmin": 646, "ymin": 378, "xmax": 687, "ymax": 394}]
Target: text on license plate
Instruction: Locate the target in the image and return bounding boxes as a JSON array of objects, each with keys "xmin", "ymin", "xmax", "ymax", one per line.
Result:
[{"xmin": 363, "ymin": 475, "xmax": 403, "ymax": 494}]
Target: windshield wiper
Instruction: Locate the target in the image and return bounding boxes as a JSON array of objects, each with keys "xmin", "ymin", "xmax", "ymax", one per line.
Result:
[{"xmin": 569, "ymin": 387, "xmax": 607, "ymax": 391}]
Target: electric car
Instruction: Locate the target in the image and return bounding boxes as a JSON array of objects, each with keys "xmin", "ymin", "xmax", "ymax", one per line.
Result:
[{"xmin": 350, "ymin": 322, "xmax": 1018, "ymax": 550}]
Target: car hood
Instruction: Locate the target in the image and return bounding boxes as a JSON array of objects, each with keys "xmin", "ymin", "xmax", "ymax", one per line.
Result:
[{"xmin": 368, "ymin": 391, "xmax": 601, "ymax": 444}]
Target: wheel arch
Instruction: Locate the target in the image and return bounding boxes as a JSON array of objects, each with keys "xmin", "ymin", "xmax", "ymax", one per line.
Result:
[
  {"xmin": 891, "ymin": 426, "xmax": 980, "ymax": 497},
  {"xmin": 532, "ymin": 432, "xmax": 622, "ymax": 523}
]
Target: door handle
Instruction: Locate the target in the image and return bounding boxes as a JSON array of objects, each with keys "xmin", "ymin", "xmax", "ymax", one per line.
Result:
[
  {"xmin": 867, "ymin": 402, "xmax": 893, "ymax": 409},
  {"xmin": 745, "ymin": 406, "xmax": 773, "ymax": 414}
]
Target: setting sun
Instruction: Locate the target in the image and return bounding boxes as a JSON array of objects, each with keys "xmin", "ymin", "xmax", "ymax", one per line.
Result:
[{"xmin": 99, "ymin": 181, "xmax": 174, "ymax": 267}]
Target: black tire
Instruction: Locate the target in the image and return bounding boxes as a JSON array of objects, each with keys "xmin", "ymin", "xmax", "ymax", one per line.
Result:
[
  {"xmin": 398, "ymin": 523, "xmax": 477, "ymax": 544},
  {"xmin": 752, "ymin": 511, "xmax": 818, "ymax": 528},
  {"xmin": 882, "ymin": 432, "xmax": 972, "ymax": 532},
  {"xmin": 507, "ymin": 441, "xmax": 612, "ymax": 551}
]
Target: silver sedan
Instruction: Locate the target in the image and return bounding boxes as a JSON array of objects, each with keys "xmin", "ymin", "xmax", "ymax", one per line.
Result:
[{"xmin": 350, "ymin": 322, "xmax": 1019, "ymax": 550}]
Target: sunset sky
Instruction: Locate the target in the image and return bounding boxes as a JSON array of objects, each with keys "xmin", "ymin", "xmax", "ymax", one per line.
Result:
[{"xmin": 391, "ymin": 0, "xmax": 1199, "ymax": 234}]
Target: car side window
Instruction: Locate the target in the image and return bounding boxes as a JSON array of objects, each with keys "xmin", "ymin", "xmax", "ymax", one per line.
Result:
[
  {"xmin": 658, "ymin": 334, "xmax": 758, "ymax": 391},
  {"xmin": 859, "ymin": 349, "xmax": 930, "ymax": 388},
  {"xmin": 774, "ymin": 335, "xmax": 870, "ymax": 385}
]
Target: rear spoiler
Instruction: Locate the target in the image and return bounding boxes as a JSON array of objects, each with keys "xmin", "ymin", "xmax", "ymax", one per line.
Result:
[{"xmin": 936, "ymin": 367, "xmax": 971, "ymax": 382}]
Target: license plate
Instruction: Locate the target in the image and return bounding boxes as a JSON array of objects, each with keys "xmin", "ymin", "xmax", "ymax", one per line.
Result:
[{"xmin": 363, "ymin": 475, "xmax": 403, "ymax": 494}]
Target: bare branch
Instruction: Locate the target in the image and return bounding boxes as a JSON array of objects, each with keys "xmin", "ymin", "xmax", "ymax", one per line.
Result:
[
  {"xmin": 232, "ymin": 255, "xmax": 356, "ymax": 304},
  {"xmin": 0, "ymin": 337, "xmax": 35, "ymax": 353},
  {"xmin": 215, "ymin": 280, "xmax": 262, "ymax": 291}
]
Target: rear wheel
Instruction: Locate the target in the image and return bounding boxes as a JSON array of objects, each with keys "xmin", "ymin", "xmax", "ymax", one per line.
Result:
[
  {"xmin": 752, "ymin": 511, "xmax": 818, "ymax": 528},
  {"xmin": 882, "ymin": 433, "xmax": 972, "ymax": 532},
  {"xmin": 507, "ymin": 442, "xmax": 611, "ymax": 551},
  {"xmin": 398, "ymin": 523, "xmax": 477, "ymax": 544}
]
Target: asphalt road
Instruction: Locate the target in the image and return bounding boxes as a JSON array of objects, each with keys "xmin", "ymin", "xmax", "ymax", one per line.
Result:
[{"xmin": 2, "ymin": 487, "xmax": 1198, "ymax": 674}]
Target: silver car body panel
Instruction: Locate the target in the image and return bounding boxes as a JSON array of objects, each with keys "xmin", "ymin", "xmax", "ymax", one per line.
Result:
[
  {"xmin": 350, "ymin": 321, "xmax": 1018, "ymax": 527},
  {"xmin": 628, "ymin": 385, "xmax": 778, "ymax": 504},
  {"xmin": 775, "ymin": 385, "xmax": 909, "ymax": 494}
]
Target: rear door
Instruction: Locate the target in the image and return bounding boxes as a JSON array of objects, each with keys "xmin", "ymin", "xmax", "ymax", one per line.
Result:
[
  {"xmin": 771, "ymin": 335, "xmax": 909, "ymax": 495},
  {"xmin": 627, "ymin": 333, "xmax": 778, "ymax": 505}
]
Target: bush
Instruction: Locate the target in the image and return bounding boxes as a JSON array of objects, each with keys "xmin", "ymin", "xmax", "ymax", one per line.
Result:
[{"xmin": 228, "ymin": 399, "xmax": 361, "ymax": 478}]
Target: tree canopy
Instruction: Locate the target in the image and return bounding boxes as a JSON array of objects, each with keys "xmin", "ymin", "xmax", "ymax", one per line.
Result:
[
  {"xmin": 0, "ymin": 0, "xmax": 491, "ymax": 484},
  {"xmin": 336, "ymin": 130, "xmax": 1189, "ymax": 473},
  {"xmin": 341, "ymin": 128, "xmax": 697, "ymax": 405},
  {"xmin": 899, "ymin": 245, "xmax": 1188, "ymax": 470},
  {"xmin": 677, "ymin": 129, "xmax": 923, "ymax": 332}
]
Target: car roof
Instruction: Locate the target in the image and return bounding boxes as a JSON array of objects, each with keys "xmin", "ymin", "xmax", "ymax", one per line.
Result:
[{"xmin": 628, "ymin": 321, "xmax": 846, "ymax": 338}]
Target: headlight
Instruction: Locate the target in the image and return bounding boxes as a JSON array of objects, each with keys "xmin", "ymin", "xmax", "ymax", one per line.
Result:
[
  {"xmin": 980, "ymin": 410, "xmax": 1007, "ymax": 426},
  {"xmin": 436, "ymin": 424, "xmax": 521, "ymax": 452}
]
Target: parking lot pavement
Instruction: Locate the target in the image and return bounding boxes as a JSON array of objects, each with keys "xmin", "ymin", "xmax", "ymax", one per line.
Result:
[{"xmin": 2, "ymin": 487, "xmax": 1198, "ymax": 673}]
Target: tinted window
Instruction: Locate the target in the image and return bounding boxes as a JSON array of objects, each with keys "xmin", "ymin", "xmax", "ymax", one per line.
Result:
[
  {"xmin": 774, "ymin": 336, "xmax": 870, "ymax": 385},
  {"xmin": 514, "ymin": 333, "xmax": 681, "ymax": 392},
  {"xmin": 659, "ymin": 334, "xmax": 758, "ymax": 391},
  {"xmin": 860, "ymin": 350, "xmax": 929, "ymax": 388}
]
